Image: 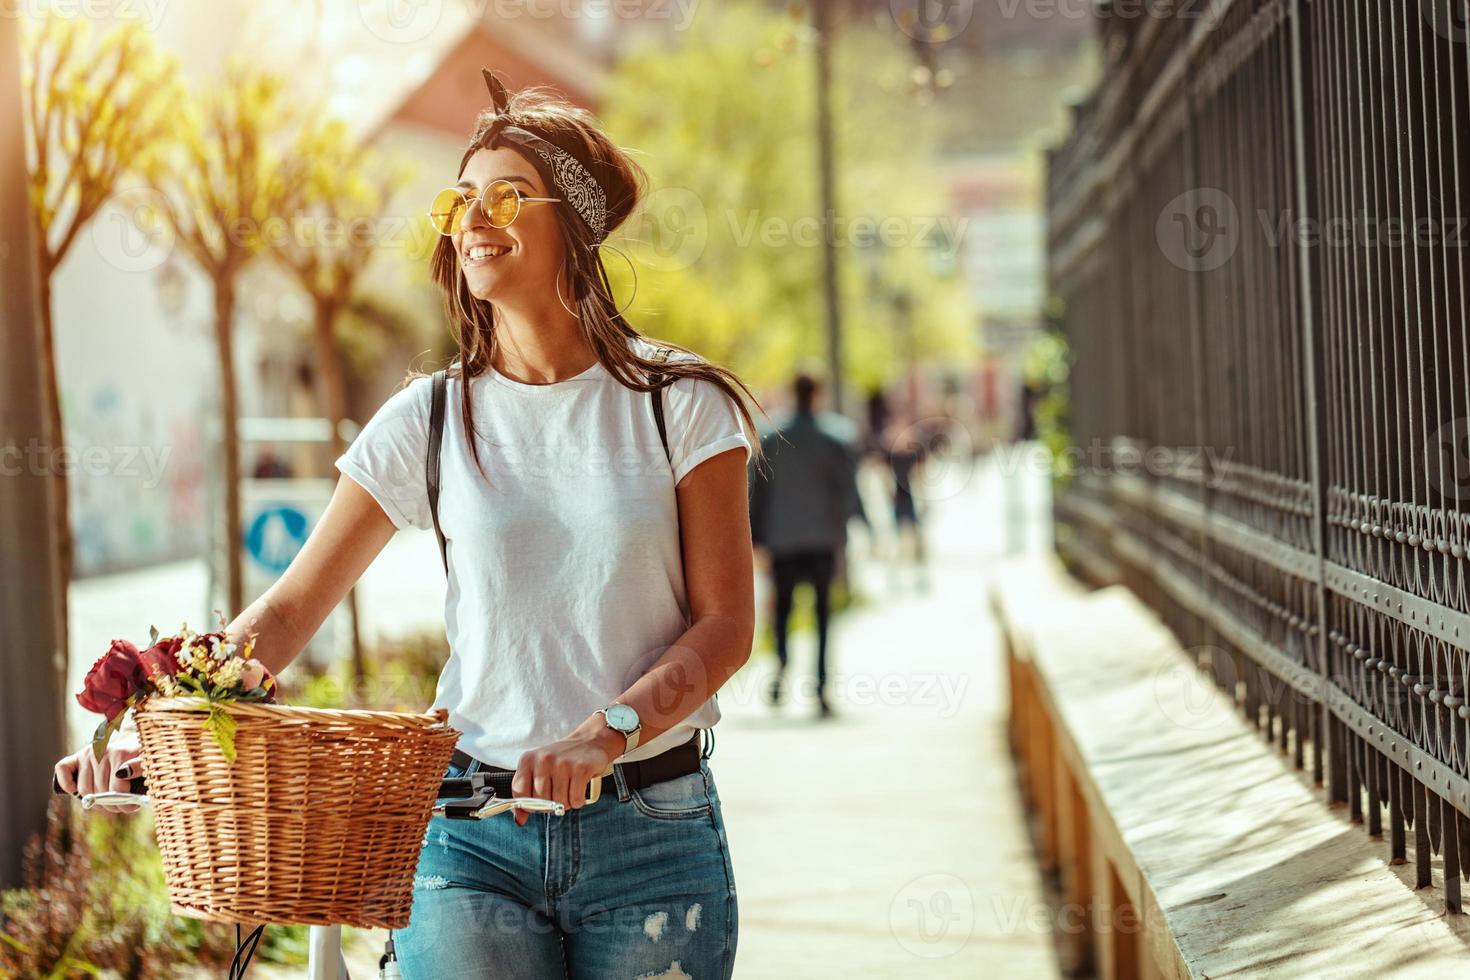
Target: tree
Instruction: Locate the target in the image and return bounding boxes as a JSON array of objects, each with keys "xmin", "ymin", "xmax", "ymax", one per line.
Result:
[
  {"xmin": 20, "ymin": 15, "xmax": 184, "ymax": 672},
  {"xmin": 271, "ymin": 119, "xmax": 418, "ymax": 461},
  {"xmin": 145, "ymin": 61, "xmax": 312, "ymax": 616},
  {"xmin": 1, "ymin": 10, "xmax": 65, "ymax": 893},
  {"xmin": 270, "ymin": 116, "xmax": 418, "ymax": 678},
  {"xmin": 600, "ymin": 0, "xmax": 970, "ymax": 398}
]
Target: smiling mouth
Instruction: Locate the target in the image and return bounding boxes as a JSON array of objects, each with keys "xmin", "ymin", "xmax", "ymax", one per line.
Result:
[{"xmin": 463, "ymin": 244, "xmax": 510, "ymax": 267}]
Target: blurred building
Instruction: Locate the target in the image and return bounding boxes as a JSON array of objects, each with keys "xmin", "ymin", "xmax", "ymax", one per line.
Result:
[{"xmin": 923, "ymin": 5, "xmax": 1096, "ymax": 444}]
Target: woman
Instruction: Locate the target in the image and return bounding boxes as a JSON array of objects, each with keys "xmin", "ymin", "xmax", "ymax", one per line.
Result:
[{"xmin": 54, "ymin": 70, "xmax": 759, "ymax": 979}]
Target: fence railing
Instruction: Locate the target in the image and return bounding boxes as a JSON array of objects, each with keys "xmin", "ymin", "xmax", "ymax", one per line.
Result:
[{"xmin": 1048, "ymin": 0, "xmax": 1470, "ymax": 913}]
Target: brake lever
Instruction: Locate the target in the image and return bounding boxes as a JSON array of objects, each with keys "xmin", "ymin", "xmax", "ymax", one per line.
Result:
[
  {"xmin": 53, "ymin": 773, "xmax": 148, "ymax": 797},
  {"xmin": 435, "ymin": 767, "xmax": 610, "ymax": 819},
  {"xmin": 434, "ymin": 796, "xmax": 567, "ymax": 819},
  {"xmin": 76, "ymin": 791, "xmax": 152, "ymax": 810}
]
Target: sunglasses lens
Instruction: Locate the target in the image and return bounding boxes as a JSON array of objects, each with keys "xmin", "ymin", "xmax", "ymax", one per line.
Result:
[
  {"xmin": 429, "ymin": 188, "xmax": 467, "ymax": 234},
  {"xmin": 485, "ymin": 181, "xmax": 521, "ymax": 227}
]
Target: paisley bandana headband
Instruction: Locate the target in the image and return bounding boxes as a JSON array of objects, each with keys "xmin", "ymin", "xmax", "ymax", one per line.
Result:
[{"xmin": 481, "ymin": 68, "xmax": 609, "ymax": 242}]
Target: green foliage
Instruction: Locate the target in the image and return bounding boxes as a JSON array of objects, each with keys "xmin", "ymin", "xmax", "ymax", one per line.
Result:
[
  {"xmin": 1027, "ymin": 303, "xmax": 1073, "ymax": 486},
  {"xmin": 21, "ymin": 16, "xmax": 185, "ymax": 268},
  {"xmin": 600, "ymin": 0, "xmax": 972, "ymax": 391},
  {"xmin": 204, "ymin": 704, "xmax": 238, "ymax": 763},
  {"xmin": 297, "ymin": 630, "xmax": 448, "ymax": 711},
  {"xmin": 0, "ymin": 799, "xmax": 229, "ymax": 978}
]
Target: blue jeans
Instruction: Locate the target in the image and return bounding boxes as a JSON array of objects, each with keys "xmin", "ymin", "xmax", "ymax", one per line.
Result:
[{"xmin": 393, "ymin": 755, "xmax": 738, "ymax": 979}]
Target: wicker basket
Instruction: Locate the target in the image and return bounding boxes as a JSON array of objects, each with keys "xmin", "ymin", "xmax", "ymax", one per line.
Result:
[{"xmin": 134, "ymin": 697, "xmax": 460, "ymax": 928}]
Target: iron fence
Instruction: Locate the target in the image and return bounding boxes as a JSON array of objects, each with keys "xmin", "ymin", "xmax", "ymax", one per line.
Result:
[{"xmin": 1048, "ymin": 0, "xmax": 1470, "ymax": 913}]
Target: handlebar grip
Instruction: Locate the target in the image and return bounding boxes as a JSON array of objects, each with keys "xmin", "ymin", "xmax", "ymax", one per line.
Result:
[{"xmin": 53, "ymin": 773, "xmax": 147, "ymax": 796}]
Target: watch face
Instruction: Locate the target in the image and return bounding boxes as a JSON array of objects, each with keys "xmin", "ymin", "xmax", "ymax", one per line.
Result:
[{"xmin": 604, "ymin": 703, "xmax": 639, "ymax": 732}]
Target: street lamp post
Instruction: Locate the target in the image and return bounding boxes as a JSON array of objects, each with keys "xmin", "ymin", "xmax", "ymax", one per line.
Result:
[
  {"xmin": 812, "ymin": 0, "xmax": 845, "ymax": 415},
  {"xmin": 0, "ymin": 12, "xmax": 68, "ymax": 890}
]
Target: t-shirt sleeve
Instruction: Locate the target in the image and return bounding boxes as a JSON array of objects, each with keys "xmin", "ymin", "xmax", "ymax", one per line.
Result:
[
  {"xmin": 334, "ymin": 376, "xmax": 434, "ymax": 531},
  {"xmin": 664, "ymin": 371, "xmax": 754, "ymax": 486}
]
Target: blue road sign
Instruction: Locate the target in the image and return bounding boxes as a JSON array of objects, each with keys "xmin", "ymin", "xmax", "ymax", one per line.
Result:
[{"xmin": 244, "ymin": 504, "xmax": 310, "ymax": 575}]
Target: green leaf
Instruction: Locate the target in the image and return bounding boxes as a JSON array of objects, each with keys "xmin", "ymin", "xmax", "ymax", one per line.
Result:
[
  {"xmin": 90, "ymin": 715, "xmax": 122, "ymax": 761},
  {"xmin": 149, "ymin": 624, "xmax": 160, "ymax": 645},
  {"xmin": 204, "ymin": 704, "xmax": 238, "ymax": 763}
]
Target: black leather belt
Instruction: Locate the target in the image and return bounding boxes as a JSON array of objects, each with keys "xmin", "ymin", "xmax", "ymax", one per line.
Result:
[{"xmin": 448, "ymin": 730, "xmax": 702, "ymax": 798}]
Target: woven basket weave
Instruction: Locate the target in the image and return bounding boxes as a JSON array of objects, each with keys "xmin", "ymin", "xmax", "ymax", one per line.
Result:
[{"xmin": 134, "ymin": 697, "xmax": 460, "ymax": 928}]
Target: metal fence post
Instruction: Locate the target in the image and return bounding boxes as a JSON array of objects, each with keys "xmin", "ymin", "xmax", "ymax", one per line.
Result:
[{"xmin": 1287, "ymin": 0, "xmax": 1340, "ymax": 801}]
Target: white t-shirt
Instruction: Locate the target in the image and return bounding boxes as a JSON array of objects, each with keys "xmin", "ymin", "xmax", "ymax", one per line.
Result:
[{"xmin": 335, "ymin": 337, "xmax": 753, "ymax": 768}]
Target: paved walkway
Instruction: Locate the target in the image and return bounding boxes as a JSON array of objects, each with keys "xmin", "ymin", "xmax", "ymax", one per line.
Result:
[{"xmin": 705, "ymin": 456, "xmax": 1059, "ymax": 977}]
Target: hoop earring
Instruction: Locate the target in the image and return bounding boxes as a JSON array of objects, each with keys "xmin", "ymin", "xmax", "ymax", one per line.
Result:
[
  {"xmin": 555, "ymin": 243, "xmax": 638, "ymax": 320},
  {"xmin": 555, "ymin": 266, "xmax": 581, "ymax": 320},
  {"xmin": 593, "ymin": 242, "xmax": 638, "ymax": 318}
]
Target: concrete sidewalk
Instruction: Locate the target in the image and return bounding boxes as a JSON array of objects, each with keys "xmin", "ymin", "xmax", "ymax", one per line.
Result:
[{"xmin": 707, "ymin": 457, "xmax": 1059, "ymax": 977}]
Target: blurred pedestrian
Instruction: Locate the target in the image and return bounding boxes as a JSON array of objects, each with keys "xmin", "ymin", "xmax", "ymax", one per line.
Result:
[
  {"xmin": 863, "ymin": 388, "xmax": 890, "ymax": 460},
  {"xmin": 749, "ymin": 373, "xmax": 866, "ymax": 718},
  {"xmin": 882, "ymin": 416, "xmax": 930, "ymax": 593},
  {"xmin": 251, "ymin": 449, "xmax": 292, "ymax": 479}
]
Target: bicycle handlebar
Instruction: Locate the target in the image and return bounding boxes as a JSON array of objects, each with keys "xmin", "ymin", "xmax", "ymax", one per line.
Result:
[{"xmin": 51, "ymin": 772, "xmax": 580, "ymax": 818}]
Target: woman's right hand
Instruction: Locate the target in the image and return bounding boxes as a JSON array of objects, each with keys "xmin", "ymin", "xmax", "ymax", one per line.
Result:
[{"xmin": 53, "ymin": 729, "xmax": 144, "ymax": 813}]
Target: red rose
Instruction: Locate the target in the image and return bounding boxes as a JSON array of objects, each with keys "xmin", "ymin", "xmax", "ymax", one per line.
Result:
[
  {"xmin": 138, "ymin": 635, "xmax": 184, "ymax": 682},
  {"xmin": 77, "ymin": 640, "xmax": 146, "ymax": 721}
]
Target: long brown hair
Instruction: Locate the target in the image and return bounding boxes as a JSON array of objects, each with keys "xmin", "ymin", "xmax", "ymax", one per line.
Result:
[{"xmin": 426, "ymin": 84, "xmax": 765, "ymax": 472}]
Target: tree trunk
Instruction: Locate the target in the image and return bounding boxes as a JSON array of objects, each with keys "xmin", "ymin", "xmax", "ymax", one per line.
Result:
[
  {"xmin": 813, "ymin": 0, "xmax": 846, "ymax": 416},
  {"xmin": 35, "ymin": 270, "xmax": 71, "ymax": 683},
  {"xmin": 314, "ymin": 296, "xmax": 365, "ymax": 681},
  {"xmin": 314, "ymin": 295, "xmax": 349, "ymax": 461},
  {"xmin": 1, "ymin": 11, "xmax": 66, "ymax": 889},
  {"xmin": 215, "ymin": 279, "xmax": 244, "ymax": 616}
]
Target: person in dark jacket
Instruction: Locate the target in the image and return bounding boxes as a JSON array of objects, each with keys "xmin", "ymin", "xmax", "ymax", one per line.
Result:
[{"xmin": 749, "ymin": 373, "xmax": 866, "ymax": 717}]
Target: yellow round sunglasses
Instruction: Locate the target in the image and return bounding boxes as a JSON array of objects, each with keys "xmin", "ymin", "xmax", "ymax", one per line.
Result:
[{"xmin": 427, "ymin": 178, "xmax": 562, "ymax": 235}]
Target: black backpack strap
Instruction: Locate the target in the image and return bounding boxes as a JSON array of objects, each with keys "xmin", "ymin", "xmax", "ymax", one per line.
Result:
[
  {"xmin": 426, "ymin": 369, "xmax": 449, "ymax": 573},
  {"xmin": 650, "ymin": 347, "xmax": 673, "ymax": 465}
]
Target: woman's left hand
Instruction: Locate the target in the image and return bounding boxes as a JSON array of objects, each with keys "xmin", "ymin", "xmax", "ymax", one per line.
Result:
[{"xmin": 510, "ymin": 728, "xmax": 622, "ymax": 826}]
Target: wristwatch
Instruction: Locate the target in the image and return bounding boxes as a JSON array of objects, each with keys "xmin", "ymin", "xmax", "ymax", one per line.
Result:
[{"xmin": 597, "ymin": 702, "xmax": 642, "ymax": 755}]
